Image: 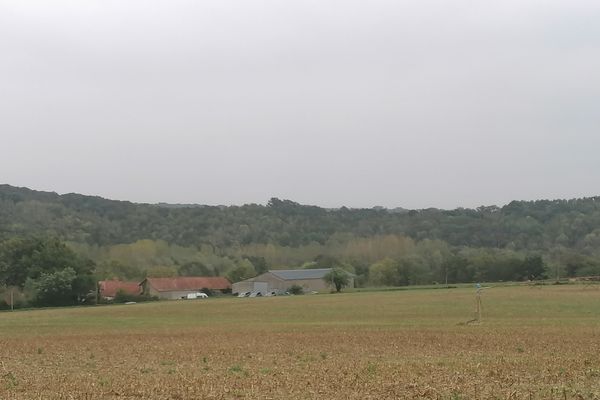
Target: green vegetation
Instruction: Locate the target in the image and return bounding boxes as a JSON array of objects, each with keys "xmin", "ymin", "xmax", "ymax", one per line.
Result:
[
  {"xmin": 3, "ymin": 185, "xmax": 600, "ymax": 254},
  {"xmin": 1, "ymin": 184, "xmax": 600, "ymax": 308},
  {"xmin": 287, "ymin": 284, "xmax": 304, "ymax": 295},
  {"xmin": 2, "ymin": 285, "xmax": 598, "ymax": 335},
  {"xmin": 112, "ymin": 289, "xmax": 158, "ymax": 304},
  {"xmin": 0, "ymin": 237, "xmax": 94, "ymax": 308},
  {"xmin": 323, "ymin": 268, "xmax": 351, "ymax": 292}
]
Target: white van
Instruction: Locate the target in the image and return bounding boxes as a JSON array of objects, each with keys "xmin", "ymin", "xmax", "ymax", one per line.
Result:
[{"xmin": 186, "ymin": 292, "xmax": 208, "ymax": 299}]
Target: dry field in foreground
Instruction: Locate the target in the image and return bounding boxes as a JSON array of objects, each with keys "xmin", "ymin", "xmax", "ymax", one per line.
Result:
[{"xmin": 1, "ymin": 285, "xmax": 599, "ymax": 399}]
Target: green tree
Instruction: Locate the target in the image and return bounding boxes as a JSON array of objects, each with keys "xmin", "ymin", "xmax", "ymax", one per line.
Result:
[
  {"xmin": 27, "ymin": 267, "xmax": 78, "ymax": 307},
  {"xmin": 0, "ymin": 237, "xmax": 95, "ymax": 306},
  {"xmin": 394, "ymin": 255, "xmax": 428, "ymax": 286},
  {"xmin": 178, "ymin": 261, "xmax": 212, "ymax": 277},
  {"xmin": 323, "ymin": 268, "xmax": 351, "ymax": 292},
  {"xmin": 288, "ymin": 284, "xmax": 303, "ymax": 295},
  {"xmin": 146, "ymin": 266, "xmax": 178, "ymax": 278},
  {"xmin": 95, "ymin": 260, "xmax": 144, "ymax": 280},
  {"xmin": 0, "ymin": 237, "xmax": 93, "ymax": 287},
  {"xmin": 242, "ymin": 256, "xmax": 269, "ymax": 275},
  {"xmin": 369, "ymin": 258, "xmax": 397, "ymax": 286},
  {"xmin": 226, "ymin": 260, "xmax": 256, "ymax": 283},
  {"xmin": 521, "ymin": 255, "xmax": 546, "ymax": 280}
]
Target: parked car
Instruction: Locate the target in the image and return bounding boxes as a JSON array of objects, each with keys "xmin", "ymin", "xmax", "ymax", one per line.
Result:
[{"xmin": 186, "ymin": 292, "xmax": 208, "ymax": 299}]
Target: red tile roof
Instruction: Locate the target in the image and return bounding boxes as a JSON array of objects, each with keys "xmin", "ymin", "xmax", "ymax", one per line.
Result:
[
  {"xmin": 98, "ymin": 280, "xmax": 141, "ymax": 298},
  {"xmin": 145, "ymin": 277, "xmax": 231, "ymax": 292}
]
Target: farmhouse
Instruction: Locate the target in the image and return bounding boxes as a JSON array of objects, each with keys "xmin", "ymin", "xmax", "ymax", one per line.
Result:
[
  {"xmin": 141, "ymin": 277, "xmax": 231, "ymax": 299},
  {"xmin": 232, "ymin": 268, "xmax": 354, "ymax": 295},
  {"xmin": 98, "ymin": 280, "xmax": 141, "ymax": 300}
]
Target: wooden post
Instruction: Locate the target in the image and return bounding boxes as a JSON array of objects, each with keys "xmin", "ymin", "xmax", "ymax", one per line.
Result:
[
  {"xmin": 10, "ymin": 289, "xmax": 14, "ymax": 311},
  {"xmin": 475, "ymin": 290, "xmax": 482, "ymax": 322},
  {"xmin": 465, "ymin": 284, "xmax": 489, "ymax": 325},
  {"xmin": 474, "ymin": 283, "xmax": 484, "ymax": 323}
]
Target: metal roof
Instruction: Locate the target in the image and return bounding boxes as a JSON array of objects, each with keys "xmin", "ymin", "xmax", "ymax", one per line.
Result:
[
  {"xmin": 98, "ymin": 280, "xmax": 141, "ymax": 298},
  {"xmin": 269, "ymin": 268, "xmax": 332, "ymax": 280}
]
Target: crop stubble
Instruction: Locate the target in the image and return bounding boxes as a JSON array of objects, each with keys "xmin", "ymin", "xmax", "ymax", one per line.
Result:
[{"xmin": 1, "ymin": 285, "xmax": 599, "ymax": 399}]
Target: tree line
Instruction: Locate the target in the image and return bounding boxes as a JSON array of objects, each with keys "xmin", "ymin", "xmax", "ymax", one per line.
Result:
[
  {"xmin": 3, "ymin": 233, "xmax": 597, "ymax": 309},
  {"xmin": 2, "ymin": 185, "xmax": 600, "ymax": 254},
  {"xmin": 2, "ymin": 185, "xmax": 600, "ymax": 308}
]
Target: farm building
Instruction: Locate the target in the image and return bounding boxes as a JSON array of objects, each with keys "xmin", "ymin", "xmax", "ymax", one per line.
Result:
[
  {"xmin": 98, "ymin": 280, "xmax": 141, "ymax": 300},
  {"xmin": 141, "ymin": 277, "xmax": 231, "ymax": 299},
  {"xmin": 232, "ymin": 268, "xmax": 354, "ymax": 295}
]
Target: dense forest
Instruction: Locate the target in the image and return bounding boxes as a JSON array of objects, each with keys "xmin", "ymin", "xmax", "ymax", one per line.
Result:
[
  {"xmin": 3, "ymin": 184, "xmax": 600, "ymax": 251},
  {"xmin": 1, "ymin": 184, "xmax": 600, "ymax": 307}
]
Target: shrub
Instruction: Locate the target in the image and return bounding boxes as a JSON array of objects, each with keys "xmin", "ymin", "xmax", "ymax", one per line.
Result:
[
  {"xmin": 0, "ymin": 299, "xmax": 27, "ymax": 310},
  {"xmin": 0, "ymin": 287, "xmax": 28, "ymax": 310},
  {"xmin": 288, "ymin": 284, "xmax": 304, "ymax": 295},
  {"xmin": 113, "ymin": 289, "xmax": 158, "ymax": 303}
]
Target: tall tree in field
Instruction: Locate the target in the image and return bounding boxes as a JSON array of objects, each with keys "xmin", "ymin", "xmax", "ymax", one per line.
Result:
[{"xmin": 323, "ymin": 268, "xmax": 351, "ymax": 292}]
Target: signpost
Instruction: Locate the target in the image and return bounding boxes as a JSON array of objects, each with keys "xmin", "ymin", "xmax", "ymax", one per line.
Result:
[
  {"xmin": 465, "ymin": 283, "xmax": 491, "ymax": 325},
  {"xmin": 475, "ymin": 283, "xmax": 483, "ymax": 322}
]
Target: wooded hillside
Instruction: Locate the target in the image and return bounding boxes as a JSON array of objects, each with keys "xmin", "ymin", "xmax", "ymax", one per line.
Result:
[
  {"xmin": 2, "ymin": 184, "xmax": 600, "ymax": 251},
  {"xmin": 1, "ymin": 184, "xmax": 600, "ymax": 302}
]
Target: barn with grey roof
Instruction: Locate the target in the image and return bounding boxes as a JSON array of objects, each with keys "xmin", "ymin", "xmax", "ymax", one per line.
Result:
[{"xmin": 232, "ymin": 268, "xmax": 354, "ymax": 295}]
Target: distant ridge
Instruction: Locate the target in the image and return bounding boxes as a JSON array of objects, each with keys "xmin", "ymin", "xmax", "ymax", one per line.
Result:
[
  {"xmin": 155, "ymin": 203, "xmax": 207, "ymax": 209},
  {"xmin": 1, "ymin": 184, "xmax": 600, "ymax": 255}
]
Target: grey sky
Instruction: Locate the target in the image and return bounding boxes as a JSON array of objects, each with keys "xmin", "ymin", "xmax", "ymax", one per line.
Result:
[{"xmin": 1, "ymin": 0, "xmax": 599, "ymax": 209}]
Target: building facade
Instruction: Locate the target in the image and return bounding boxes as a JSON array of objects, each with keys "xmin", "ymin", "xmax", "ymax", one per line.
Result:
[
  {"xmin": 98, "ymin": 280, "xmax": 141, "ymax": 300},
  {"xmin": 141, "ymin": 277, "xmax": 231, "ymax": 299},
  {"xmin": 232, "ymin": 268, "xmax": 353, "ymax": 295}
]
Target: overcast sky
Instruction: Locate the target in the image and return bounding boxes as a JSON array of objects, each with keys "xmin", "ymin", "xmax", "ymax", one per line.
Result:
[{"xmin": 1, "ymin": 0, "xmax": 599, "ymax": 209}]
